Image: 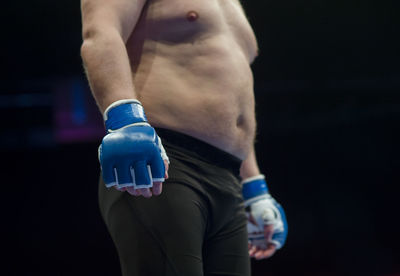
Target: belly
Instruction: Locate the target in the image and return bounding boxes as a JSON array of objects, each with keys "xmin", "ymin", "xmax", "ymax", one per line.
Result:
[{"xmin": 131, "ymin": 39, "xmax": 256, "ymax": 160}]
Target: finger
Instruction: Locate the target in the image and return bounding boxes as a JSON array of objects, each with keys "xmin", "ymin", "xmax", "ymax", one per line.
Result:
[
  {"xmin": 152, "ymin": 182, "xmax": 163, "ymax": 196},
  {"xmin": 99, "ymin": 146, "xmax": 117, "ymax": 188},
  {"xmin": 114, "ymin": 186, "xmax": 127, "ymax": 192},
  {"xmin": 164, "ymin": 160, "xmax": 169, "ymax": 179},
  {"xmin": 264, "ymin": 224, "xmax": 274, "ymax": 243},
  {"xmin": 149, "ymin": 152, "xmax": 165, "ymax": 182},
  {"xmin": 138, "ymin": 188, "xmax": 152, "ymax": 198},
  {"xmin": 254, "ymin": 243, "xmax": 277, "ymax": 260},
  {"xmin": 115, "ymin": 162, "xmax": 133, "ymax": 187},
  {"xmin": 248, "ymin": 244, "xmax": 257, "ymax": 257},
  {"xmin": 133, "ymin": 161, "xmax": 152, "ymax": 187},
  {"xmin": 126, "ymin": 186, "xmax": 140, "ymax": 196},
  {"xmin": 102, "ymin": 164, "xmax": 117, "ymax": 188}
]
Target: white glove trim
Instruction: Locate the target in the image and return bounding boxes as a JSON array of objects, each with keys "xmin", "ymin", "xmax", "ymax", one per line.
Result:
[
  {"xmin": 241, "ymin": 174, "xmax": 265, "ymax": 185},
  {"xmin": 106, "ymin": 122, "xmax": 150, "ymax": 133},
  {"xmin": 103, "ymin": 99, "xmax": 142, "ymax": 121},
  {"xmin": 244, "ymin": 194, "xmax": 271, "ymax": 207},
  {"xmin": 157, "ymin": 136, "xmax": 170, "ymax": 164}
]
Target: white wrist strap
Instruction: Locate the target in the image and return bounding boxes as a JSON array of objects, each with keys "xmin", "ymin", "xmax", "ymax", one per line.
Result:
[
  {"xmin": 103, "ymin": 99, "xmax": 142, "ymax": 121},
  {"xmin": 241, "ymin": 174, "xmax": 265, "ymax": 185}
]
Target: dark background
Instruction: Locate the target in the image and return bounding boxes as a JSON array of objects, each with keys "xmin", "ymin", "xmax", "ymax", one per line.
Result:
[{"xmin": 1, "ymin": 0, "xmax": 399, "ymax": 275}]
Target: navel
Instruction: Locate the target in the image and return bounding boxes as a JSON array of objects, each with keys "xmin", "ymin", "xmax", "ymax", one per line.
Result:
[
  {"xmin": 236, "ymin": 114, "xmax": 244, "ymax": 127},
  {"xmin": 186, "ymin": 11, "xmax": 199, "ymax": 22}
]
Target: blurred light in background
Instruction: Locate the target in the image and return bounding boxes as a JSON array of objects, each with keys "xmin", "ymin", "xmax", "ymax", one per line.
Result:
[
  {"xmin": 0, "ymin": 78, "xmax": 103, "ymax": 150},
  {"xmin": 54, "ymin": 78, "xmax": 103, "ymax": 143}
]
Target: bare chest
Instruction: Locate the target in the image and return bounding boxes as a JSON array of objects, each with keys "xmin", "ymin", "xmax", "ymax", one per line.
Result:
[{"xmin": 137, "ymin": 0, "xmax": 258, "ymax": 61}]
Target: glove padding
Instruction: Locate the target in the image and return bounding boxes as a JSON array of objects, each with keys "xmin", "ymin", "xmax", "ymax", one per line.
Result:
[
  {"xmin": 98, "ymin": 99, "xmax": 168, "ymax": 189},
  {"xmin": 243, "ymin": 175, "xmax": 288, "ymax": 249}
]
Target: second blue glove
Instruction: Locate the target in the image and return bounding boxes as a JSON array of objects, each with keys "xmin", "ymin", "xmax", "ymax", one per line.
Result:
[{"xmin": 242, "ymin": 175, "xmax": 288, "ymax": 249}]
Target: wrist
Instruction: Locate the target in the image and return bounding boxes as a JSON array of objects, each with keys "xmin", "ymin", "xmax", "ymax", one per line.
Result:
[
  {"xmin": 104, "ymin": 99, "xmax": 147, "ymax": 131},
  {"xmin": 242, "ymin": 174, "xmax": 269, "ymax": 201}
]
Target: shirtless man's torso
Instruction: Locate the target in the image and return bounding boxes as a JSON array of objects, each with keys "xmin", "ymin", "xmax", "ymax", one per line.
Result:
[
  {"xmin": 82, "ymin": 0, "xmax": 258, "ymax": 159},
  {"xmin": 130, "ymin": 0, "xmax": 258, "ymax": 159}
]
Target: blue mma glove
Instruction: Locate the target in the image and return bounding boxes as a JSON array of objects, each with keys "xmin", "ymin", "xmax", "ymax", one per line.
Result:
[
  {"xmin": 242, "ymin": 174, "xmax": 288, "ymax": 249},
  {"xmin": 98, "ymin": 99, "xmax": 169, "ymax": 189}
]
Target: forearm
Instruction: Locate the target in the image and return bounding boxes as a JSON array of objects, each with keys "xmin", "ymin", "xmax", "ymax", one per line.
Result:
[
  {"xmin": 240, "ymin": 146, "xmax": 261, "ymax": 180},
  {"xmin": 81, "ymin": 29, "xmax": 136, "ymax": 113}
]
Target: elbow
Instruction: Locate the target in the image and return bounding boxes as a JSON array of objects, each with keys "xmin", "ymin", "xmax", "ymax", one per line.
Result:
[
  {"xmin": 80, "ymin": 26, "xmax": 122, "ymax": 60},
  {"xmin": 80, "ymin": 40, "xmax": 92, "ymax": 64},
  {"xmin": 80, "ymin": 27, "xmax": 103, "ymax": 62},
  {"xmin": 81, "ymin": 26, "xmax": 98, "ymax": 57}
]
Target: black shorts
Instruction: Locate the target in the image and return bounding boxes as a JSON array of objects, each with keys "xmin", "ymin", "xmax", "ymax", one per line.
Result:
[{"xmin": 98, "ymin": 128, "xmax": 250, "ymax": 276}]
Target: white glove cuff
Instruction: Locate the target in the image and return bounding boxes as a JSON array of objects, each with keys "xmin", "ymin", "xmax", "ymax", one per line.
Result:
[
  {"xmin": 158, "ymin": 136, "xmax": 170, "ymax": 164},
  {"xmin": 103, "ymin": 99, "xmax": 142, "ymax": 121},
  {"xmin": 241, "ymin": 174, "xmax": 265, "ymax": 185}
]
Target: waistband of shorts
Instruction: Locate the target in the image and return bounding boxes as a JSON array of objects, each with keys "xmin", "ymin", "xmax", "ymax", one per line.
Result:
[{"xmin": 155, "ymin": 128, "xmax": 242, "ymax": 175}]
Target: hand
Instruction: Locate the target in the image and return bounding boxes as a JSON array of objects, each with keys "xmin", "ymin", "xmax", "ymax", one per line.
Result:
[
  {"xmin": 115, "ymin": 159, "xmax": 169, "ymax": 197},
  {"xmin": 248, "ymin": 225, "xmax": 277, "ymax": 259},
  {"xmin": 99, "ymin": 99, "xmax": 169, "ymax": 198},
  {"xmin": 242, "ymin": 175, "xmax": 288, "ymax": 259}
]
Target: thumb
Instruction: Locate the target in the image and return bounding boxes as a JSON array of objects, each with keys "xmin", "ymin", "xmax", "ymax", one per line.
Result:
[{"xmin": 164, "ymin": 160, "xmax": 169, "ymax": 179}]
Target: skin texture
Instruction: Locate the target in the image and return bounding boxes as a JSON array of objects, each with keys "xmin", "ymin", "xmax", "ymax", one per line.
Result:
[{"xmin": 81, "ymin": 0, "xmax": 276, "ymax": 258}]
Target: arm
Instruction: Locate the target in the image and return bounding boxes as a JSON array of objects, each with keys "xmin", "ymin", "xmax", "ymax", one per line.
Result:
[
  {"xmin": 240, "ymin": 144, "xmax": 288, "ymax": 260},
  {"xmin": 80, "ymin": 0, "xmax": 147, "ymax": 112},
  {"xmin": 80, "ymin": 0, "xmax": 168, "ymax": 197},
  {"xmin": 240, "ymin": 146, "xmax": 260, "ymax": 179}
]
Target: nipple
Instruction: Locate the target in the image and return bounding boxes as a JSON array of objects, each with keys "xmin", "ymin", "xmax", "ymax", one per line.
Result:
[{"xmin": 186, "ymin": 11, "xmax": 199, "ymax": 22}]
